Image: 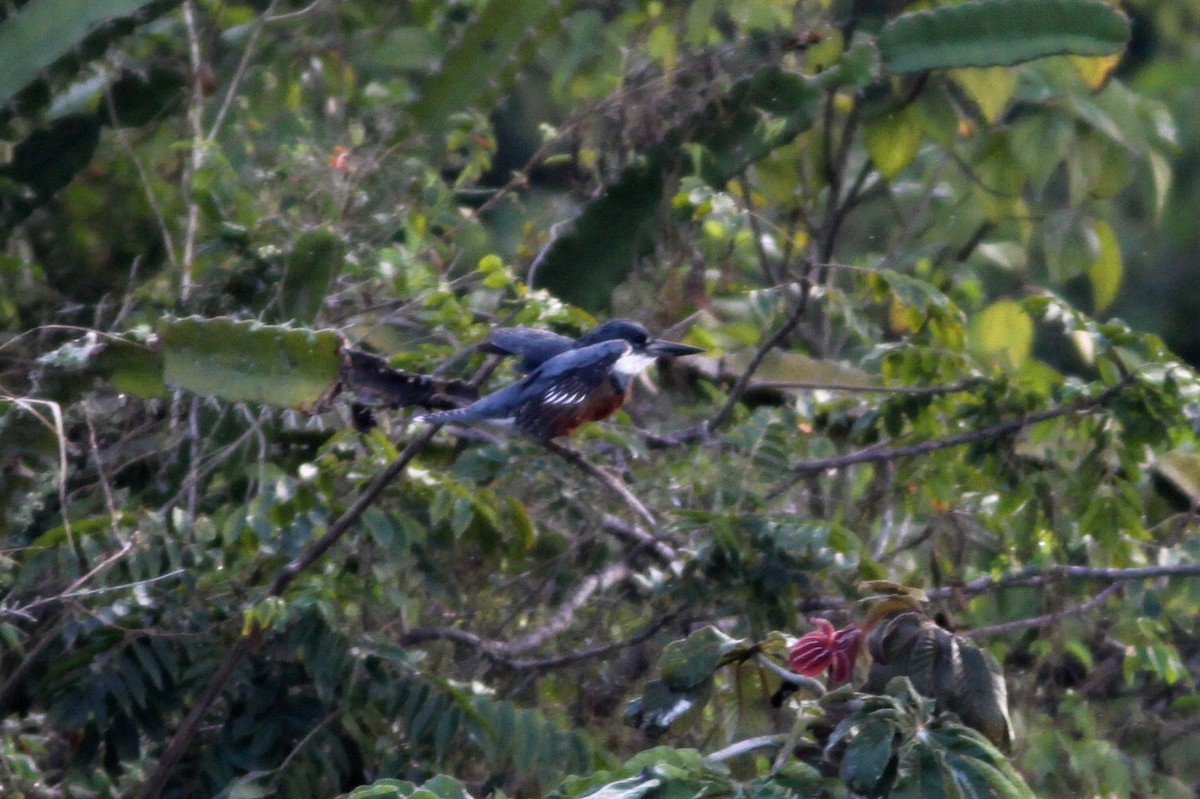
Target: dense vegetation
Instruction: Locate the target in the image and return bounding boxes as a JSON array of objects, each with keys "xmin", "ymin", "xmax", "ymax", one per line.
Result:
[{"xmin": 3, "ymin": 1, "xmax": 1200, "ymax": 797}]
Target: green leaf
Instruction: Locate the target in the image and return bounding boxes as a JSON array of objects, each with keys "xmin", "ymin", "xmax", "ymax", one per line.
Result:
[
  {"xmin": 658, "ymin": 626, "xmax": 747, "ymax": 691},
  {"xmin": 890, "ymin": 742, "xmax": 956, "ymax": 799},
  {"xmin": 841, "ymin": 717, "xmax": 899, "ymax": 795},
  {"xmin": 1088, "ymin": 219, "xmax": 1122, "ymax": 313},
  {"xmin": 532, "ymin": 154, "xmax": 665, "ymax": 312},
  {"xmin": 969, "ymin": 300, "xmax": 1033, "ymax": 371},
  {"xmin": 1007, "ymin": 111, "xmax": 1072, "ymax": 193},
  {"xmin": 948, "ymin": 67, "xmax": 1015, "ymax": 124},
  {"xmin": 406, "ymin": 1, "xmax": 568, "ymax": 136},
  {"xmin": 863, "ymin": 104, "xmax": 922, "ymax": 179},
  {"xmin": 1155, "ymin": 451, "xmax": 1200, "ymax": 505},
  {"xmin": 420, "ymin": 775, "xmax": 474, "ymax": 799},
  {"xmin": 879, "ymin": 0, "xmax": 1130, "ymax": 74},
  {"xmin": 534, "ymin": 65, "xmax": 823, "ymax": 311},
  {"xmin": 0, "ymin": 114, "xmax": 100, "ymax": 229},
  {"xmin": 280, "ymin": 229, "xmax": 344, "ymax": 324},
  {"xmin": 1041, "ymin": 211, "xmax": 1097, "ymax": 284},
  {"xmin": 0, "ymin": 0, "xmax": 176, "ymax": 108},
  {"xmin": 98, "ymin": 64, "xmax": 185, "ymax": 127},
  {"xmin": 160, "ymin": 317, "xmax": 341, "ymax": 408}
]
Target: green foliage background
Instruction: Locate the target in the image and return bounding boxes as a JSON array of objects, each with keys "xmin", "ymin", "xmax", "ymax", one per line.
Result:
[{"xmin": 3, "ymin": 0, "xmax": 1200, "ymax": 797}]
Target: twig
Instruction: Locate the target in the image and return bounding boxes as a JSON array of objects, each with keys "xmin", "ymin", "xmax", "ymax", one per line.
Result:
[
  {"xmin": 706, "ymin": 734, "xmax": 788, "ymax": 763},
  {"xmin": 495, "ymin": 562, "xmax": 631, "ymax": 656},
  {"xmin": 650, "ymin": 276, "xmax": 815, "ymax": 448},
  {"xmin": 265, "ymin": 0, "xmax": 325, "ymax": 23},
  {"xmin": 795, "ymin": 561, "xmax": 1200, "ymax": 614},
  {"xmin": 543, "ymin": 441, "xmax": 657, "ymax": 528},
  {"xmin": 600, "ymin": 513, "xmax": 677, "ymax": 565},
  {"xmin": 84, "ymin": 407, "xmax": 125, "ymax": 540},
  {"xmin": 525, "ymin": 218, "xmax": 573, "ymax": 289},
  {"xmin": 180, "ymin": 0, "xmax": 205, "ymax": 302},
  {"xmin": 754, "ymin": 653, "xmax": 825, "ymax": 695},
  {"xmin": 740, "ymin": 379, "xmax": 979, "ymax": 395},
  {"xmin": 206, "ymin": 0, "xmax": 281, "ymax": 142},
  {"xmin": 499, "ymin": 614, "xmax": 674, "ymax": 671},
  {"xmin": 768, "ymin": 375, "xmax": 1135, "ymax": 499},
  {"xmin": 0, "ymin": 569, "xmax": 186, "ymax": 621},
  {"xmin": 398, "ymin": 600, "xmax": 676, "ymax": 672},
  {"xmin": 272, "ymin": 708, "xmax": 339, "ymax": 778},
  {"xmin": 104, "ymin": 80, "xmax": 179, "ymax": 268},
  {"xmin": 707, "ymin": 277, "xmax": 813, "ymax": 434},
  {"xmin": 964, "ymin": 583, "xmax": 1123, "ymax": 638}
]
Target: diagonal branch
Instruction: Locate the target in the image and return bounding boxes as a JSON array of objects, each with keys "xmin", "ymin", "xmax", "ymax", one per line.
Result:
[
  {"xmin": 649, "ymin": 274, "xmax": 815, "ymax": 449},
  {"xmin": 964, "ymin": 582, "xmax": 1123, "ymax": 638},
  {"xmin": 399, "ymin": 613, "xmax": 675, "ymax": 673},
  {"xmin": 494, "ymin": 561, "xmax": 631, "ymax": 656},
  {"xmin": 543, "ymin": 440, "xmax": 657, "ymax": 528},
  {"xmin": 769, "ymin": 374, "xmax": 1135, "ymax": 499}
]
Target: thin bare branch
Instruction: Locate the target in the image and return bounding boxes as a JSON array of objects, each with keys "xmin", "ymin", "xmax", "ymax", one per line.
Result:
[
  {"xmin": 707, "ymin": 734, "xmax": 788, "ymax": 763},
  {"xmin": 496, "ymin": 561, "xmax": 631, "ymax": 656},
  {"xmin": 544, "ymin": 441, "xmax": 657, "ymax": 528},
  {"xmin": 769, "ymin": 374, "xmax": 1135, "ymax": 499},
  {"xmin": 399, "ymin": 614, "xmax": 675, "ymax": 673},
  {"xmin": 180, "ymin": 0, "xmax": 205, "ymax": 302},
  {"xmin": 600, "ymin": 513, "xmax": 677, "ymax": 565},
  {"xmin": 1, "ymin": 569, "xmax": 187, "ymax": 621},
  {"xmin": 206, "ymin": 0, "xmax": 281, "ymax": 142},
  {"xmin": 650, "ymin": 275, "xmax": 815, "ymax": 448},
  {"xmin": 965, "ymin": 583, "xmax": 1124, "ymax": 638}
]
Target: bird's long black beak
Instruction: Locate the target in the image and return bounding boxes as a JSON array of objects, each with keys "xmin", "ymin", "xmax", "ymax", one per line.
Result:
[{"xmin": 646, "ymin": 339, "xmax": 705, "ymax": 357}]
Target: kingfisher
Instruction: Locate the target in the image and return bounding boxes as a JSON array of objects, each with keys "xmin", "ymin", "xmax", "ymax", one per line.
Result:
[{"xmin": 416, "ymin": 322, "xmax": 702, "ymax": 440}]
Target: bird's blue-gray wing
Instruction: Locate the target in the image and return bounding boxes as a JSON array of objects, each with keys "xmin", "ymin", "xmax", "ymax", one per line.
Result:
[
  {"xmin": 480, "ymin": 328, "xmax": 575, "ymax": 372},
  {"xmin": 512, "ymin": 341, "xmax": 628, "ymax": 439}
]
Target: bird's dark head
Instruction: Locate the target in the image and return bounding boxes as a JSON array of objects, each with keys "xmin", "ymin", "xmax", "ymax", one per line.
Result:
[
  {"xmin": 578, "ymin": 319, "xmax": 703, "ymax": 359},
  {"xmin": 577, "ymin": 319, "xmax": 651, "ymax": 348}
]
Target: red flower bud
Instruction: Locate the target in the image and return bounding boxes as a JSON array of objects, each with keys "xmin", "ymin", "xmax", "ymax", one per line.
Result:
[{"xmin": 789, "ymin": 620, "xmax": 862, "ymax": 686}]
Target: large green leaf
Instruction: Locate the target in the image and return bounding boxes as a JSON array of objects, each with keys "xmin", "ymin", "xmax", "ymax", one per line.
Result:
[
  {"xmin": 280, "ymin": 229, "xmax": 345, "ymax": 324},
  {"xmin": 0, "ymin": 114, "xmax": 100, "ymax": 230},
  {"xmin": 658, "ymin": 626, "xmax": 748, "ymax": 691},
  {"xmin": 840, "ymin": 717, "xmax": 898, "ymax": 795},
  {"xmin": 406, "ymin": 0, "xmax": 571, "ymax": 136},
  {"xmin": 878, "ymin": 0, "xmax": 1130, "ymax": 74},
  {"xmin": 532, "ymin": 153, "xmax": 666, "ymax": 312},
  {"xmin": 160, "ymin": 317, "xmax": 341, "ymax": 408},
  {"xmin": 0, "ymin": 0, "xmax": 178, "ymax": 109},
  {"xmin": 533, "ymin": 65, "xmax": 827, "ymax": 311}
]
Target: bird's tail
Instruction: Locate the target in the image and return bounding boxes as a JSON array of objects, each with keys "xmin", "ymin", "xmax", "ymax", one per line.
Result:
[
  {"xmin": 412, "ymin": 406, "xmax": 478, "ymax": 425},
  {"xmin": 342, "ymin": 348, "xmax": 476, "ymax": 410}
]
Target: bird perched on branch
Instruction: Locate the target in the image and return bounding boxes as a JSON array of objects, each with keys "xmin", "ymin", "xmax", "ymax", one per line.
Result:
[{"xmin": 416, "ymin": 322, "xmax": 702, "ymax": 440}]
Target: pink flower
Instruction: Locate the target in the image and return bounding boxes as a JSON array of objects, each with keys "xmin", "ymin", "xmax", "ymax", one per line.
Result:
[{"xmin": 789, "ymin": 619, "xmax": 863, "ymax": 686}]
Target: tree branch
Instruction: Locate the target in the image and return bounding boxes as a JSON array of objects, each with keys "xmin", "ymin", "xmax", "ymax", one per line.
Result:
[
  {"xmin": 796, "ymin": 562, "xmax": 1200, "ymax": 613},
  {"xmin": 964, "ymin": 582, "xmax": 1123, "ymax": 638},
  {"xmin": 543, "ymin": 441, "xmax": 657, "ymax": 528},
  {"xmin": 494, "ymin": 561, "xmax": 631, "ymax": 656},
  {"xmin": 649, "ymin": 275, "xmax": 815, "ymax": 448},
  {"xmin": 769, "ymin": 374, "xmax": 1135, "ymax": 499},
  {"xmin": 600, "ymin": 513, "xmax": 678, "ymax": 565},
  {"xmin": 398, "ymin": 590, "xmax": 676, "ymax": 672}
]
